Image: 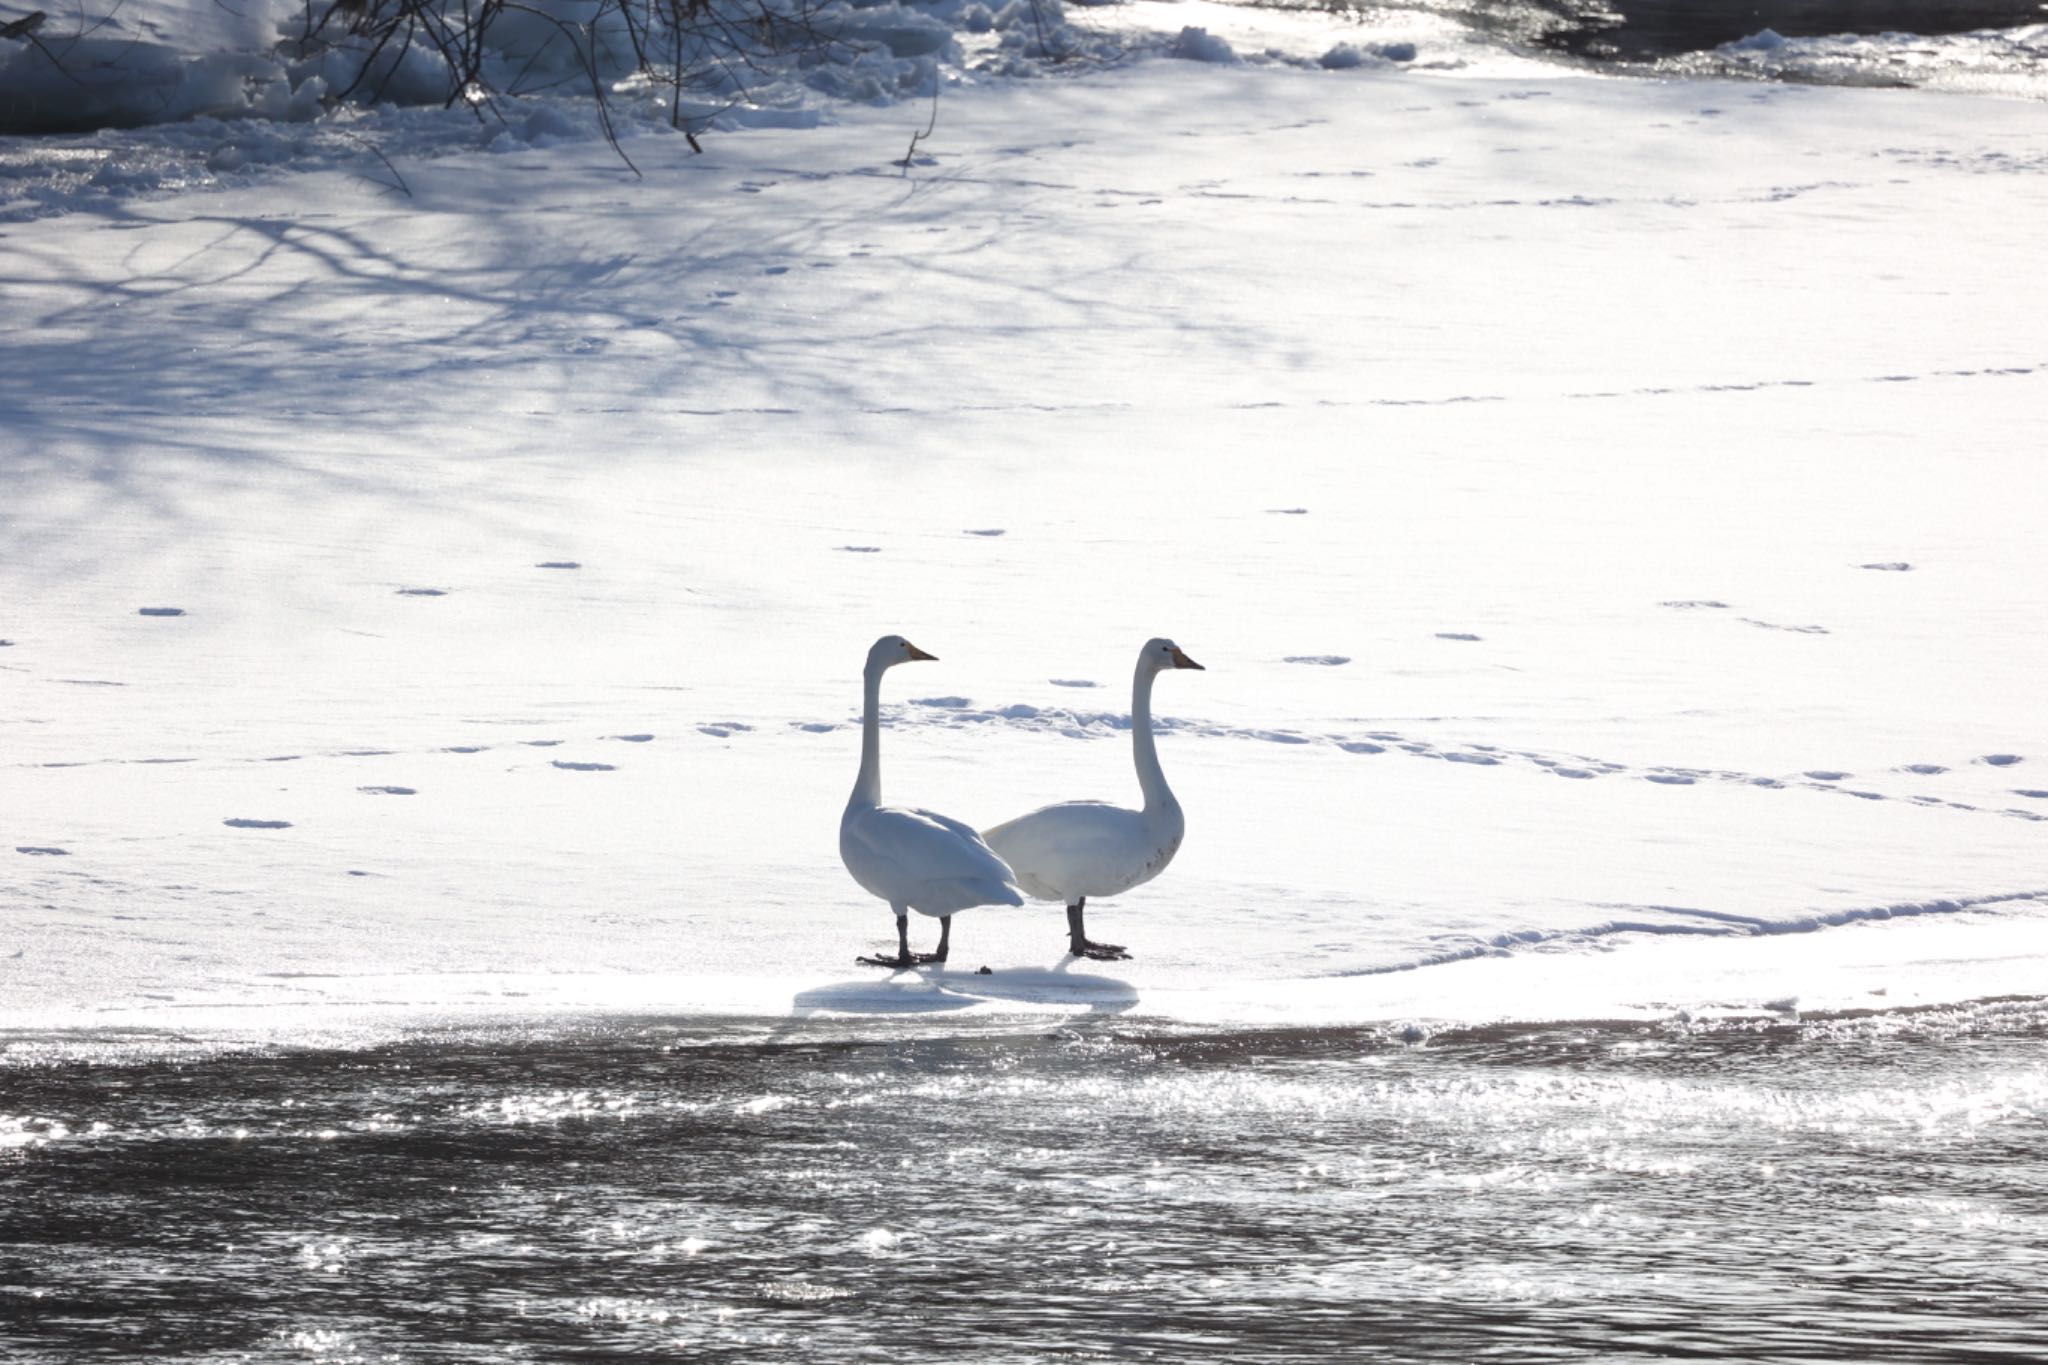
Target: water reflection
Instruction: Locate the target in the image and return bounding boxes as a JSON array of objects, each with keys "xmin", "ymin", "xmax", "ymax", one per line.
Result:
[{"xmin": 3, "ymin": 1006, "xmax": 2046, "ymax": 1361}]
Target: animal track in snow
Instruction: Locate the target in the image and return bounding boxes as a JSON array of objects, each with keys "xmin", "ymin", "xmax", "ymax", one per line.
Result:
[
  {"xmin": 699, "ymin": 722, "xmax": 755, "ymax": 738},
  {"xmin": 1436, "ymin": 633, "xmax": 1482, "ymax": 642},
  {"xmin": 537, "ymin": 561, "xmax": 581, "ymax": 570},
  {"xmin": 1900, "ymin": 763, "xmax": 1947, "ymax": 775},
  {"xmin": 552, "ymin": 761, "xmax": 615, "ymax": 772},
  {"xmin": 1661, "ymin": 600, "xmax": 1729, "ymax": 610},
  {"xmin": 396, "ymin": 588, "xmax": 448, "ymax": 597},
  {"xmin": 1268, "ymin": 507, "xmax": 1309, "ymax": 515},
  {"xmin": 16, "ymin": 846, "xmax": 68, "ymax": 855},
  {"xmin": 358, "ymin": 786, "xmax": 416, "ymax": 796},
  {"xmin": 1741, "ymin": 618, "xmax": 1829, "ymax": 634},
  {"xmin": 849, "ymin": 698, "xmax": 2048, "ymax": 823},
  {"xmin": 964, "ymin": 528, "xmax": 1006, "ymax": 537},
  {"xmin": 224, "ymin": 818, "xmax": 292, "ymax": 829},
  {"xmin": 1859, "ymin": 562, "xmax": 1913, "ymax": 571},
  {"xmin": 611, "ymin": 734, "xmax": 654, "ymax": 743},
  {"xmin": 1285, "ymin": 655, "xmax": 1350, "ymax": 666},
  {"xmin": 1981, "ymin": 754, "xmax": 2024, "ymax": 766},
  {"xmin": 138, "ymin": 607, "xmax": 185, "ymax": 617},
  {"xmin": 1049, "ymin": 679, "xmax": 1098, "ymax": 689}
]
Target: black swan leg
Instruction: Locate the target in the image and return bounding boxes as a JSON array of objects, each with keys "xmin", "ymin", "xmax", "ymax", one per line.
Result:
[{"xmin": 1066, "ymin": 898, "xmax": 1130, "ymax": 961}]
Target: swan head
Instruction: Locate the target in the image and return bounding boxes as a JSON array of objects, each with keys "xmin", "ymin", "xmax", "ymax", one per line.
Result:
[
  {"xmin": 1143, "ymin": 637, "xmax": 1205, "ymax": 672},
  {"xmin": 867, "ymin": 634, "xmax": 938, "ymax": 673}
]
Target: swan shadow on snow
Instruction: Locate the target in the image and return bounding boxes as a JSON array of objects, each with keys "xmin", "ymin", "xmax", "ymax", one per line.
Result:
[{"xmin": 791, "ymin": 959, "xmax": 1138, "ymax": 1020}]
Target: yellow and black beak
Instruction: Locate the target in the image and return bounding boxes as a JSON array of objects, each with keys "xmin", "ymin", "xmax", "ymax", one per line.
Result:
[
  {"xmin": 1169, "ymin": 646, "xmax": 1204, "ymax": 671},
  {"xmin": 905, "ymin": 642, "xmax": 938, "ymax": 662}
]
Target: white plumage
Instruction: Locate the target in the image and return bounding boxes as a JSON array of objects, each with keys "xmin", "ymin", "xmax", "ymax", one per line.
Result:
[
  {"xmin": 982, "ymin": 637, "xmax": 1203, "ymax": 960},
  {"xmin": 841, "ymin": 635, "xmax": 1023, "ymax": 967}
]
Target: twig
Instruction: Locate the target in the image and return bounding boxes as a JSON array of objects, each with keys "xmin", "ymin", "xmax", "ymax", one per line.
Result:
[
  {"xmin": 900, "ymin": 76, "xmax": 938, "ymax": 173},
  {"xmin": 336, "ymin": 126, "xmax": 413, "ymax": 197}
]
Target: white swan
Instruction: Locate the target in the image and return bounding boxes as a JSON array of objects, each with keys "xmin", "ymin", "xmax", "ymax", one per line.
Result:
[
  {"xmin": 982, "ymin": 638, "xmax": 1203, "ymax": 961},
  {"xmin": 841, "ymin": 635, "xmax": 1024, "ymax": 968}
]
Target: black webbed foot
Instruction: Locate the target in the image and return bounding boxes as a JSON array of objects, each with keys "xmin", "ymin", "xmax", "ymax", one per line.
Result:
[{"xmin": 1069, "ymin": 940, "xmax": 1131, "ymax": 962}]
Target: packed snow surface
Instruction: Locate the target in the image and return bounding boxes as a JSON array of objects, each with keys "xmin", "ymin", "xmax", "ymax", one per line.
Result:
[{"xmin": 3, "ymin": 0, "xmax": 2046, "ymax": 1040}]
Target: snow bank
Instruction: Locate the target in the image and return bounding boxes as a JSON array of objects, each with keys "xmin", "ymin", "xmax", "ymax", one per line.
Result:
[{"xmin": 5, "ymin": 61, "xmax": 2048, "ymax": 1039}]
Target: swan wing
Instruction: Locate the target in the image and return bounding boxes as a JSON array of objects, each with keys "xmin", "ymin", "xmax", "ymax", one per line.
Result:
[
  {"xmin": 982, "ymin": 801, "xmax": 1167, "ymax": 902},
  {"xmin": 842, "ymin": 804, "xmax": 1025, "ymax": 915}
]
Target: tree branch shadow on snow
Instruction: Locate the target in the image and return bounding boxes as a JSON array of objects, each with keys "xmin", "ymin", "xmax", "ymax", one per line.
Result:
[{"xmin": 0, "ymin": 162, "xmax": 1261, "ymax": 571}]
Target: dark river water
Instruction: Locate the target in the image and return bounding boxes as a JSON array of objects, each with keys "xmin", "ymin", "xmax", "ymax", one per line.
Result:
[
  {"xmin": 1417, "ymin": 0, "xmax": 2047, "ymax": 60},
  {"xmin": 5, "ymin": 1002, "xmax": 2047, "ymax": 1362}
]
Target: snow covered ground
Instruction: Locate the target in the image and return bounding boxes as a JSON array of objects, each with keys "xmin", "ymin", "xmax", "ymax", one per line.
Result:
[{"xmin": 3, "ymin": 0, "xmax": 2046, "ymax": 1040}]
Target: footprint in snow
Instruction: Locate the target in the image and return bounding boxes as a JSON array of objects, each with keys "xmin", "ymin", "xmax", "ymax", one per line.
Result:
[
  {"xmin": 2015, "ymin": 790, "xmax": 2048, "ymax": 800},
  {"xmin": 1899, "ymin": 763, "xmax": 1947, "ymax": 775},
  {"xmin": 224, "ymin": 818, "xmax": 292, "ymax": 830},
  {"xmin": 1445, "ymin": 753, "xmax": 1500, "ymax": 766},
  {"xmin": 1339, "ymin": 741, "xmax": 1386, "ymax": 754},
  {"xmin": 964, "ymin": 528, "xmax": 1006, "ymax": 537},
  {"xmin": 912, "ymin": 697, "xmax": 971, "ymax": 710},
  {"xmin": 16, "ymin": 846, "xmax": 69, "ymax": 856},
  {"xmin": 1804, "ymin": 771, "xmax": 1850, "ymax": 782},
  {"xmin": 1980, "ymin": 754, "xmax": 2024, "ymax": 767},
  {"xmin": 138, "ymin": 607, "xmax": 186, "ymax": 617},
  {"xmin": 1267, "ymin": 507, "xmax": 1308, "ymax": 515},
  {"xmin": 358, "ymin": 786, "xmax": 416, "ymax": 796},
  {"xmin": 537, "ymin": 561, "xmax": 581, "ymax": 570},
  {"xmin": 0, "ymin": 639, "xmax": 14, "ymax": 646},
  {"xmin": 443, "ymin": 746, "xmax": 485, "ymax": 754},
  {"xmin": 1661, "ymin": 600, "xmax": 1729, "ymax": 610},
  {"xmin": 396, "ymin": 588, "xmax": 448, "ymax": 597},
  {"xmin": 1741, "ymin": 618, "xmax": 1829, "ymax": 634},
  {"xmin": 1645, "ymin": 773, "xmax": 1695, "ymax": 785},
  {"xmin": 794, "ymin": 722, "xmax": 838, "ymax": 733},
  {"xmin": 552, "ymin": 760, "xmax": 615, "ymax": 771},
  {"xmin": 522, "ymin": 740, "xmax": 564, "ymax": 748},
  {"xmin": 1436, "ymin": 632, "xmax": 1482, "ymax": 642},
  {"xmin": 611, "ymin": 734, "xmax": 655, "ymax": 743},
  {"xmin": 1049, "ymin": 679, "xmax": 1098, "ymax": 689},
  {"xmin": 1285, "ymin": 655, "xmax": 1350, "ymax": 666},
  {"xmin": 1859, "ymin": 562, "xmax": 1913, "ymax": 571}
]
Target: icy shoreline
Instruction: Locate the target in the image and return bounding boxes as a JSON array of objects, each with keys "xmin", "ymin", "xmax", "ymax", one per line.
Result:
[{"xmin": 6, "ymin": 49, "xmax": 2047, "ymax": 1040}]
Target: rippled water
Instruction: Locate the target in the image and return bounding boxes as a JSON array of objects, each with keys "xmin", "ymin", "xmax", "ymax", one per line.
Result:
[
  {"xmin": 1306, "ymin": 0, "xmax": 2048, "ymax": 94},
  {"xmin": 5, "ymin": 1004, "xmax": 2048, "ymax": 1362}
]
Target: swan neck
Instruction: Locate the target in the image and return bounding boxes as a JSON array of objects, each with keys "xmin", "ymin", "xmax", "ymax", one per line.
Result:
[
  {"xmin": 852, "ymin": 663, "xmax": 883, "ymax": 808},
  {"xmin": 1131, "ymin": 661, "xmax": 1174, "ymax": 812}
]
